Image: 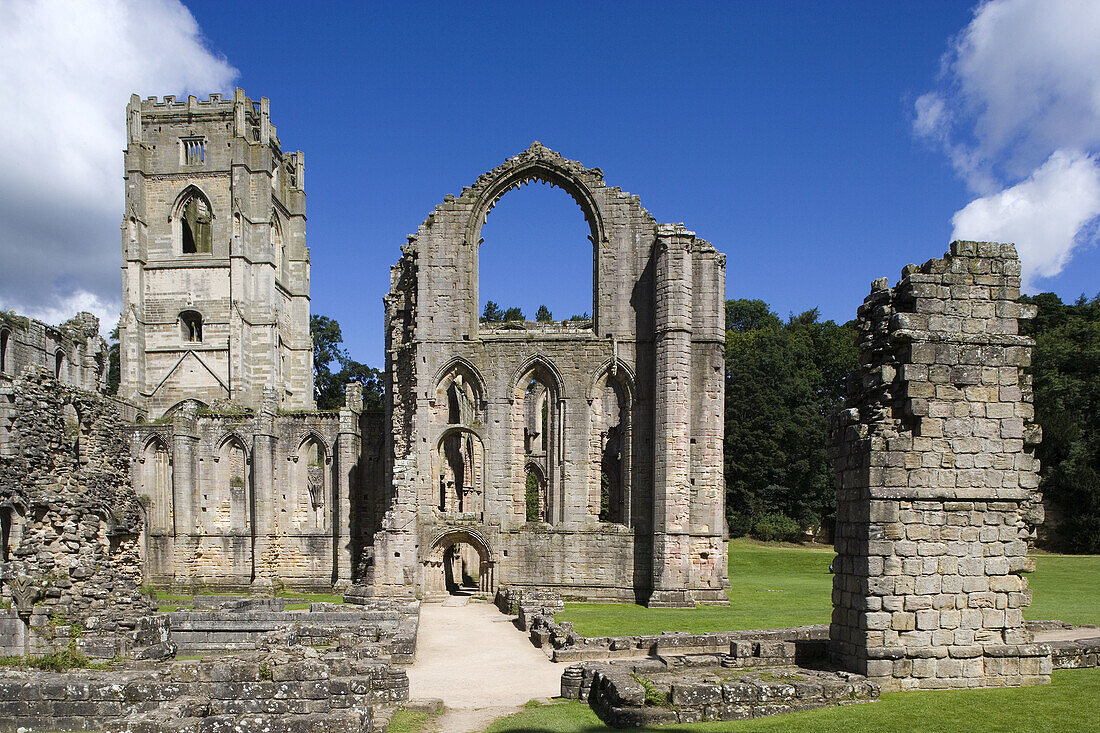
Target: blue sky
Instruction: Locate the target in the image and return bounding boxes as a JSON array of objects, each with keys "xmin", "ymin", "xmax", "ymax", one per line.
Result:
[{"xmin": 2, "ymin": 1, "xmax": 1098, "ymax": 368}]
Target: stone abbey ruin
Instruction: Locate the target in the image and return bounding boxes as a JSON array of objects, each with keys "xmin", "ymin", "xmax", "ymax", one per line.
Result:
[{"xmin": 0, "ymin": 90, "xmax": 1092, "ymax": 731}]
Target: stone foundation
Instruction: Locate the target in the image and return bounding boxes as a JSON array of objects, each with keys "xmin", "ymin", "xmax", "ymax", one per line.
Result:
[{"xmin": 563, "ymin": 661, "xmax": 877, "ymax": 728}]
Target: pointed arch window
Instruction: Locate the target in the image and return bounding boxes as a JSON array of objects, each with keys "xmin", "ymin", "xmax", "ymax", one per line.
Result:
[
  {"xmin": 176, "ymin": 189, "xmax": 213, "ymax": 255},
  {"xmin": 271, "ymin": 213, "xmax": 287, "ymax": 283},
  {"xmin": 0, "ymin": 329, "xmax": 9, "ymax": 374}
]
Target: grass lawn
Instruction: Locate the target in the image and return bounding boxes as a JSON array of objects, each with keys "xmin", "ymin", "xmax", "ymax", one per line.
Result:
[
  {"xmin": 1024, "ymin": 551, "xmax": 1100, "ymax": 626},
  {"xmin": 558, "ymin": 539, "xmax": 1100, "ymax": 637},
  {"xmin": 557, "ymin": 539, "xmax": 834, "ymax": 637},
  {"xmin": 485, "ymin": 668, "xmax": 1100, "ymax": 733}
]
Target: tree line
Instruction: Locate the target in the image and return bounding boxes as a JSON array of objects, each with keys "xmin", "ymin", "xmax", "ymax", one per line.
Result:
[{"xmin": 721, "ymin": 294, "xmax": 1100, "ymax": 552}]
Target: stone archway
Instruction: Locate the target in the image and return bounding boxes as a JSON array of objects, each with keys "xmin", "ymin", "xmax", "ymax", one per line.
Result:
[{"xmin": 422, "ymin": 529, "xmax": 495, "ymax": 598}]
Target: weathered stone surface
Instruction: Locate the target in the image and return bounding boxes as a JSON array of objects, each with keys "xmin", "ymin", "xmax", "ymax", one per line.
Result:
[
  {"xmin": 829, "ymin": 241, "xmax": 1049, "ymax": 690},
  {"xmin": 375, "ymin": 141, "xmax": 728, "ymax": 606}
]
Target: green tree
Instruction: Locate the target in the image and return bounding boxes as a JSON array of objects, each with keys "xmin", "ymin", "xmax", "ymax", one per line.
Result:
[
  {"xmin": 310, "ymin": 314, "xmax": 384, "ymax": 411},
  {"xmin": 481, "ymin": 301, "xmax": 503, "ymax": 323},
  {"xmin": 106, "ymin": 322, "xmax": 120, "ymax": 395},
  {"xmin": 501, "ymin": 307, "xmax": 524, "ymax": 322},
  {"xmin": 535, "ymin": 305, "xmax": 552, "ymax": 322},
  {"xmin": 1020, "ymin": 292, "xmax": 1100, "ymax": 552},
  {"xmin": 525, "ymin": 471, "xmax": 540, "ymax": 522},
  {"xmin": 726, "ymin": 298, "xmax": 781, "ymax": 333},
  {"xmin": 723, "ymin": 300, "xmax": 857, "ymax": 539}
]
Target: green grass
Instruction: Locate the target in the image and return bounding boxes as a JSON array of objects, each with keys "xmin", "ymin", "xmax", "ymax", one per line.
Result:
[
  {"xmin": 485, "ymin": 669, "xmax": 1100, "ymax": 732},
  {"xmin": 388, "ymin": 708, "xmax": 442, "ymax": 733},
  {"xmin": 0, "ymin": 649, "xmax": 113, "ymax": 672},
  {"xmin": 1025, "ymin": 551, "xmax": 1100, "ymax": 626},
  {"xmin": 557, "ymin": 539, "xmax": 1100, "ymax": 637},
  {"xmin": 558, "ymin": 539, "xmax": 834, "ymax": 637}
]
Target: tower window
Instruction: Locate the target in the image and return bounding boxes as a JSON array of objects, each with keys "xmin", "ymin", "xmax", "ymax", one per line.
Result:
[
  {"xmin": 180, "ymin": 137, "xmax": 206, "ymax": 165},
  {"xmin": 179, "ymin": 195, "xmax": 212, "ymax": 254},
  {"xmin": 180, "ymin": 311, "xmax": 203, "ymax": 343},
  {"xmin": 0, "ymin": 330, "xmax": 8, "ymax": 374}
]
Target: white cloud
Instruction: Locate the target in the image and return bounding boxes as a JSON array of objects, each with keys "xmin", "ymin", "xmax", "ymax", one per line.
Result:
[
  {"xmin": 0, "ymin": 0, "xmax": 237, "ymax": 333},
  {"xmin": 917, "ymin": 0, "xmax": 1100, "ymax": 289},
  {"xmin": 951, "ymin": 150, "xmax": 1100, "ymax": 289},
  {"xmin": 2, "ymin": 289, "xmax": 121, "ymax": 338}
]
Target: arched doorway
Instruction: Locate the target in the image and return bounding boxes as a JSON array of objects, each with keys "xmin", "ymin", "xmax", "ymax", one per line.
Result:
[{"xmin": 422, "ymin": 530, "xmax": 495, "ymax": 598}]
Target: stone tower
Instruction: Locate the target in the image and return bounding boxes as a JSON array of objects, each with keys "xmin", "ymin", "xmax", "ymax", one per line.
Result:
[{"xmin": 119, "ymin": 89, "xmax": 313, "ymax": 417}]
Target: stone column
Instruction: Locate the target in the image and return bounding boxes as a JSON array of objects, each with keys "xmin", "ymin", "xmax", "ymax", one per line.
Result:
[
  {"xmin": 648, "ymin": 224, "xmax": 695, "ymax": 607},
  {"xmin": 250, "ymin": 388, "xmax": 278, "ymax": 594},
  {"xmin": 829, "ymin": 241, "xmax": 1049, "ymax": 690},
  {"xmin": 334, "ymin": 383, "xmax": 363, "ymax": 589},
  {"xmin": 170, "ymin": 405, "xmax": 198, "ymax": 588}
]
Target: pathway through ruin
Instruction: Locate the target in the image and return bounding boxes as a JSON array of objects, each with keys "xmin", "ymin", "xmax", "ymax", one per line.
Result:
[{"xmin": 406, "ymin": 600, "xmax": 562, "ymax": 732}]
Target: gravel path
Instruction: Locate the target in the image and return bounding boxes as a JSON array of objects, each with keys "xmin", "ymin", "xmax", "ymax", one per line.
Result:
[{"xmin": 406, "ymin": 600, "xmax": 563, "ymax": 732}]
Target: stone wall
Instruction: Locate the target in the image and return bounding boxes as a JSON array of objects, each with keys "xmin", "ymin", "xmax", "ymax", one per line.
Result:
[
  {"xmin": 130, "ymin": 386, "xmax": 384, "ymax": 592},
  {"xmin": 374, "ymin": 142, "xmax": 728, "ymax": 607},
  {"xmin": 0, "ymin": 311, "xmax": 108, "ymax": 396},
  {"xmin": 829, "ymin": 241, "xmax": 1049, "ymax": 690},
  {"xmin": 0, "ymin": 651, "xmax": 406, "ymax": 733},
  {"xmin": 0, "ymin": 369, "xmax": 152, "ymax": 656}
]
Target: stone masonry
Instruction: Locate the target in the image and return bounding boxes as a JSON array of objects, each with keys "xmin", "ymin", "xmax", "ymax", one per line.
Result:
[
  {"xmin": 0, "ymin": 369, "xmax": 154, "ymax": 657},
  {"xmin": 371, "ymin": 142, "xmax": 729, "ymax": 606},
  {"xmin": 119, "ymin": 90, "xmax": 313, "ymax": 417},
  {"xmin": 829, "ymin": 241, "xmax": 1049, "ymax": 690},
  {"xmin": 127, "ymin": 385, "xmax": 385, "ymax": 593}
]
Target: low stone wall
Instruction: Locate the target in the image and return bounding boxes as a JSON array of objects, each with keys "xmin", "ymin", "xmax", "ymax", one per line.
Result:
[
  {"xmin": 523, "ymin": 604, "xmax": 828, "ymax": 664},
  {"xmin": 1049, "ymin": 637, "xmax": 1100, "ymax": 670},
  {"xmin": 563, "ymin": 661, "xmax": 878, "ymax": 728},
  {"xmin": 0, "ymin": 644, "xmax": 408, "ymax": 733},
  {"xmin": 167, "ymin": 602, "xmax": 419, "ymax": 663},
  {"xmin": 1, "ymin": 608, "xmax": 174, "ymax": 662}
]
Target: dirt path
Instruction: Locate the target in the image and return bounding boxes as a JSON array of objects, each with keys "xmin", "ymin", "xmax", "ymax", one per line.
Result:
[{"xmin": 406, "ymin": 599, "xmax": 563, "ymax": 733}]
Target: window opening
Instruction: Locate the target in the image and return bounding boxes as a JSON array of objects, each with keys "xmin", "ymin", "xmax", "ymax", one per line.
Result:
[
  {"xmin": 54, "ymin": 350, "xmax": 66, "ymax": 380},
  {"xmin": 181, "ymin": 137, "xmax": 206, "ymax": 165},
  {"xmin": 179, "ymin": 195, "xmax": 212, "ymax": 254},
  {"xmin": 438, "ymin": 430, "xmax": 483, "ymax": 514},
  {"xmin": 0, "ymin": 330, "xmax": 8, "ymax": 374},
  {"xmin": 297, "ymin": 438, "xmax": 327, "ymax": 530},
  {"xmin": 478, "ymin": 180, "xmax": 594, "ymax": 326},
  {"xmin": 180, "ymin": 311, "xmax": 203, "ymax": 343}
]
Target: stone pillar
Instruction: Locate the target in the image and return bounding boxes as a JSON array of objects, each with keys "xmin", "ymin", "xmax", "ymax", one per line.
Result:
[
  {"xmin": 250, "ymin": 388, "xmax": 278, "ymax": 594},
  {"xmin": 334, "ymin": 383, "xmax": 363, "ymax": 589},
  {"xmin": 648, "ymin": 224, "xmax": 695, "ymax": 608},
  {"xmin": 829, "ymin": 241, "xmax": 1049, "ymax": 691},
  {"xmin": 170, "ymin": 405, "xmax": 198, "ymax": 588}
]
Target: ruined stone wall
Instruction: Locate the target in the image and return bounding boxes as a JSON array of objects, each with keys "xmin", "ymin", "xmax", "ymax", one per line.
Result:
[
  {"xmin": 131, "ymin": 386, "xmax": 381, "ymax": 592},
  {"xmin": 373, "ymin": 143, "xmax": 728, "ymax": 606},
  {"xmin": 0, "ymin": 370, "xmax": 152, "ymax": 654},
  {"xmin": 829, "ymin": 241, "xmax": 1049, "ymax": 690},
  {"xmin": 0, "ymin": 310, "xmax": 108, "ymax": 398},
  {"xmin": 119, "ymin": 90, "xmax": 313, "ymax": 418}
]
